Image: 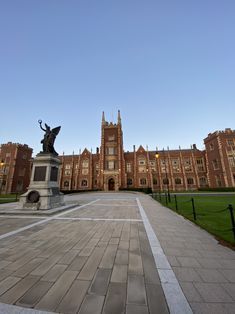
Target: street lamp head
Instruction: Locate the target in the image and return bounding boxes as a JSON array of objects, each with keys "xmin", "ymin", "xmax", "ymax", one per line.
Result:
[
  {"xmin": 0, "ymin": 160, "xmax": 4, "ymax": 167},
  {"xmin": 155, "ymin": 152, "xmax": 159, "ymax": 159}
]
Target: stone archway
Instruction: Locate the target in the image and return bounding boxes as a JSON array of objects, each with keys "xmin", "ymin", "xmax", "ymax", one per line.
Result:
[{"xmin": 108, "ymin": 178, "xmax": 115, "ymax": 191}]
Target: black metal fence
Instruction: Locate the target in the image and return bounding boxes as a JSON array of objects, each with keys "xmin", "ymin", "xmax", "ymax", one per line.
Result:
[{"xmin": 152, "ymin": 193, "xmax": 235, "ymax": 242}]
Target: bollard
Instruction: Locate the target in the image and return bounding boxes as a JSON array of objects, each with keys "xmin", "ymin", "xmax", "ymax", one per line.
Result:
[
  {"xmin": 191, "ymin": 198, "xmax": 196, "ymax": 220},
  {"xmin": 174, "ymin": 194, "xmax": 178, "ymax": 211},
  {"xmin": 228, "ymin": 204, "xmax": 235, "ymax": 240}
]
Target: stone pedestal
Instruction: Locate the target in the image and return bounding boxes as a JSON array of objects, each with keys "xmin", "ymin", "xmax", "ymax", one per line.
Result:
[{"xmin": 20, "ymin": 153, "xmax": 64, "ymax": 210}]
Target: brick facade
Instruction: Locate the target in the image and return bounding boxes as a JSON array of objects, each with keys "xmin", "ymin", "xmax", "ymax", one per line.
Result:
[
  {"xmin": 0, "ymin": 142, "xmax": 33, "ymax": 194},
  {"xmin": 204, "ymin": 128, "xmax": 235, "ymax": 188},
  {"xmin": 59, "ymin": 112, "xmax": 235, "ymax": 192},
  {"xmin": 1, "ymin": 114, "xmax": 235, "ymax": 194}
]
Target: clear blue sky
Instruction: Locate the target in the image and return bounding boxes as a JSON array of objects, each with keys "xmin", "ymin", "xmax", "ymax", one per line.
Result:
[{"xmin": 1, "ymin": 0, "xmax": 235, "ymax": 156}]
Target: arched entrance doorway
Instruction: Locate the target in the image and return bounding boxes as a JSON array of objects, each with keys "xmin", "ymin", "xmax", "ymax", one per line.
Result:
[{"xmin": 108, "ymin": 178, "xmax": 115, "ymax": 191}]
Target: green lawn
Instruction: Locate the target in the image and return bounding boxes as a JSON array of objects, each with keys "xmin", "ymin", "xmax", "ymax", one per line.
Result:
[
  {"xmin": 153, "ymin": 194, "xmax": 235, "ymax": 245},
  {"xmin": 0, "ymin": 194, "xmax": 19, "ymax": 203}
]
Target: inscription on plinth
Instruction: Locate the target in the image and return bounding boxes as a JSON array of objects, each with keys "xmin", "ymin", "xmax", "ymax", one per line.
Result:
[
  {"xmin": 33, "ymin": 166, "xmax": 47, "ymax": 181},
  {"xmin": 50, "ymin": 166, "xmax": 58, "ymax": 181}
]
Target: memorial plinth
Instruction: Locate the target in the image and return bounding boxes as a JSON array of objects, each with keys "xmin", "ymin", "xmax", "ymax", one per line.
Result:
[{"xmin": 20, "ymin": 153, "xmax": 64, "ymax": 210}]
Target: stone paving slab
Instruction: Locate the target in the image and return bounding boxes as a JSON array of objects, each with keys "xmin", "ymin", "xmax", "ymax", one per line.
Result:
[
  {"xmin": 0, "ymin": 193, "xmax": 169, "ymax": 313},
  {"xmin": 0, "ymin": 191, "xmax": 234, "ymax": 313},
  {"xmin": 139, "ymin": 193, "xmax": 235, "ymax": 314},
  {"xmin": 0, "ymin": 203, "xmax": 78, "ymax": 216}
]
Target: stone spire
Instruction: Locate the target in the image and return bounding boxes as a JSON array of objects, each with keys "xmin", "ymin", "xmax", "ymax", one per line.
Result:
[
  {"xmin": 118, "ymin": 110, "xmax": 121, "ymax": 125},
  {"xmin": 102, "ymin": 111, "xmax": 106, "ymax": 125}
]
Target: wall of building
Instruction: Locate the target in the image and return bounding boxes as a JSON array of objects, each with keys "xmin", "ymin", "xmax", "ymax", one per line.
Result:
[
  {"xmin": 204, "ymin": 128, "xmax": 235, "ymax": 188},
  {"xmin": 1, "ymin": 116, "xmax": 235, "ymax": 194},
  {"xmin": 59, "ymin": 112, "xmax": 231, "ymax": 192},
  {"xmin": 0, "ymin": 142, "xmax": 32, "ymax": 194}
]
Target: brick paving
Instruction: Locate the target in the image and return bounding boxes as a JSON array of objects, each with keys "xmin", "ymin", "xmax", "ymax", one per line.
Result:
[{"xmin": 0, "ymin": 192, "xmax": 234, "ymax": 313}]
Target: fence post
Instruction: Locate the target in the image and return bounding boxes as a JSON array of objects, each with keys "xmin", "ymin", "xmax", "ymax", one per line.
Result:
[
  {"xmin": 159, "ymin": 192, "xmax": 162, "ymax": 202},
  {"xmin": 165, "ymin": 192, "xmax": 168, "ymax": 205},
  {"xmin": 191, "ymin": 197, "xmax": 196, "ymax": 220},
  {"xmin": 174, "ymin": 195, "xmax": 178, "ymax": 211},
  {"xmin": 228, "ymin": 204, "xmax": 235, "ymax": 240}
]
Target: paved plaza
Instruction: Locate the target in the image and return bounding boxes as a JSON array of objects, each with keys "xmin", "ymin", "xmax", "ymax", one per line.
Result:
[{"xmin": 0, "ymin": 192, "xmax": 234, "ymax": 313}]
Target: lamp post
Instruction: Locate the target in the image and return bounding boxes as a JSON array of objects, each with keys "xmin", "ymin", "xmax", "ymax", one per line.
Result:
[
  {"xmin": 0, "ymin": 160, "xmax": 5, "ymax": 195},
  {"xmin": 162, "ymin": 149, "xmax": 171, "ymax": 202},
  {"xmin": 155, "ymin": 152, "xmax": 160, "ymax": 197}
]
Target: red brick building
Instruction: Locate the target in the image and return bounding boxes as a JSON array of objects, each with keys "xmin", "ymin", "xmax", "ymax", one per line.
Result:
[
  {"xmin": 0, "ymin": 143, "xmax": 33, "ymax": 194},
  {"xmin": 1, "ymin": 113, "xmax": 234, "ymax": 194},
  {"xmin": 59, "ymin": 111, "xmax": 235, "ymax": 192},
  {"xmin": 204, "ymin": 129, "xmax": 235, "ymax": 188}
]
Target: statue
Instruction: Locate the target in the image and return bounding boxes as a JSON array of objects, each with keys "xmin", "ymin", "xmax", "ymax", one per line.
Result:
[{"xmin": 38, "ymin": 120, "xmax": 61, "ymax": 155}]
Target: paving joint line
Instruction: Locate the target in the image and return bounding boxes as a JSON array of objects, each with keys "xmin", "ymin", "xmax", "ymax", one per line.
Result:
[
  {"xmin": 136, "ymin": 197, "xmax": 193, "ymax": 314},
  {"xmin": 54, "ymin": 217, "xmax": 142, "ymax": 222},
  {"xmin": 0, "ymin": 199, "xmax": 100, "ymax": 241},
  {"xmin": 0, "ymin": 302, "xmax": 54, "ymax": 313},
  {"xmin": 90, "ymin": 203, "xmax": 138, "ymax": 207}
]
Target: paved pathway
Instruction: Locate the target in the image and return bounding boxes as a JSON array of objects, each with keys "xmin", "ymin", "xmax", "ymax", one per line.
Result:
[{"xmin": 0, "ymin": 192, "xmax": 234, "ymax": 313}]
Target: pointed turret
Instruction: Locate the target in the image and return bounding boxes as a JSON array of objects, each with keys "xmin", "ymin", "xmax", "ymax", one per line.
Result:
[
  {"xmin": 102, "ymin": 111, "xmax": 106, "ymax": 125},
  {"xmin": 117, "ymin": 110, "xmax": 121, "ymax": 125}
]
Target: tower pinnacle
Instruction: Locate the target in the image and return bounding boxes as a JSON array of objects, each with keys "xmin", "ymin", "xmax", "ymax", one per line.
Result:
[
  {"xmin": 118, "ymin": 110, "xmax": 121, "ymax": 125},
  {"xmin": 102, "ymin": 111, "xmax": 106, "ymax": 125}
]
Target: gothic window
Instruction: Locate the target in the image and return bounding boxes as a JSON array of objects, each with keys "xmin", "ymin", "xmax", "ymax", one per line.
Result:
[
  {"xmin": 127, "ymin": 178, "xmax": 133, "ymax": 185},
  {"xmin": 209, "ymin": 143, "xmax": 214, "ymax": 151},
  {"xmin": 140, "ymin": 178, "xmax": 147, "ymax": 185},
  {"xmin": 175, "ymin": 177, "xmax": 182, "ymax": 185},
  {"xmin": 16, "ymin": 180, "xmax": 23, "ymax": 191},
  {"xmin": 81, "ymin": 179, "xmax": 88, "ymax": 187},
  {"xmin": 64, "ymin": 170, "xmax": 71, "ymax": 176},
  {"xmin": 227, "ymin": 139, "xmax": 234, "ymax": 146},
  {"xmin": 215, "ymin": 175, "xmax": 222, "ymax": 187},
  {"xmin": 65, "ymin": 164, "xmax": 71, "ymax": 169},
  {"xmin": 160, "ymin": 160, "xmax": 168, "ymax": 172},
  {"xmin": 228, "ymin": 156, "xmax": 235, "ymax": 167},
  {"xmin": 163, "ymin": 178, "xmax": 169, "ymax": 185},
  {"xmin": 95, "ymin": 163, "xmax": 99, "ymax": 174},
  {"xmin": 199, "ymin": 177, "xmax": 207, "ymax": 186},
  {"xmin": 82, "ymin": 169, "xmax": 89, "ymax": 175},
  {"xmin": 107, "ymin": 147, "xmax": 115, "ymax": 155},
  {"xmin": 138, "ymin": 158, "xmax": 146, "ymax": 165},
  {"xmin": 212, "ymin": 159, "xmax": 219, "ymax": 170},
  {"xmin": 153, "ymin": 177, "xmax": 158, "ymax": 184},
  {"xmin": 196, "ymin": 158, "xmax": 205, "ymax": 171},
  {"xmin": 187, "ymin": 177, "xmax": 194, "ymax": 185},
  {"xmin": 108, "ymin": 135, "xmax": 115, "ymax": 141},
  {"xmin": 126, "ymin": 163, "xmax": 132, "ymax": 172},
  {"xmin": 82, "ymin": 160, "xmax": 89, "ymax": 168},
  {"xmin": 184, "ymin": 158, "xmax": 192, "ymax": 171},
  {"xmin": 108, "ymin": 161, "xmax": 115, "ymax": 170},
  {"xmin": 64, "ymin": 181, "xmax": 69, "ymax": 187},
  {"xmin": 138, "ymin": 166, "xmax": 146, "ymax": 173},
  {"xmin": 150, "ymin": 161, "xmax": 156, "ymax": 171},
  {"xmin": 172, "ymin": 158, "xmax": 180, "ymax": 172}
]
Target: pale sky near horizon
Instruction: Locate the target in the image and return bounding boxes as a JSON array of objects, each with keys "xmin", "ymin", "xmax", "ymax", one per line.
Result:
[{"xmin": 0, "ymin": 0, "xmax": 235, "ymax": 156}]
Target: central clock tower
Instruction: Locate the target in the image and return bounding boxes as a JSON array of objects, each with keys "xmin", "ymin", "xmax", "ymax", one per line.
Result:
[{"xmin": 99, "ymin": 111, "xmax": 126, "ymax": 191}]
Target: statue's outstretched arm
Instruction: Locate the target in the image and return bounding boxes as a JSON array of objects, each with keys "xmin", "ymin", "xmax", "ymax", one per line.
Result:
[{"xmin": 38, "ymin": 120, "xmax": 46, "ymax": 132}]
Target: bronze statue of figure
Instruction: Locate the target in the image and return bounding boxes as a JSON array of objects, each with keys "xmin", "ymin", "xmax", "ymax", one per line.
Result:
[{"xmin": 38, "ymin": 120, "xmax": 61, "ymax": 155}]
